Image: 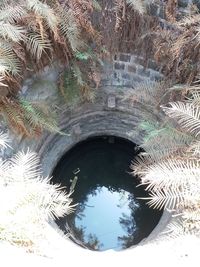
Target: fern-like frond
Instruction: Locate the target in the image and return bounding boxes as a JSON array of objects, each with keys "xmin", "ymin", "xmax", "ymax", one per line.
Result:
[
  {"xmin": 0, "ymin": 5, "xmax": 27, "ymax": 23},
  {"xmin": 0, "ymin": 131, "xmax": 10, "ymax": 148},
  {"xmin": 134, "ymin": 80, "xmax": 168, "ymax": 107},
  {"xmin": 139, "ymin": 158, "xmax": 200, "ymax": 193},
  {"xmin": 19, "ymin": 99, "xmax": 63, "ymax": 135},
  {"xmin": 0, "ymin": 97, "xmax": 30, "ymax": 136},
  {"xmin": 137, "ymin": 120, "xmax": 194, "ymax": 160},
  {"xmin": 178, "ymin": 14, "xmax": 200, "ymax": 27},
  {"xmin": 162, "ymin": 102, "xmax": 200, "ymax": 137},
  {"xmin": 0, "ymin": 149, "xmax": 75, "ymax": 253},
  {"xmin": 91, "ymin": 0, "xmax": 102, "ymax": 11},
  {"xmin": 0, "ymin": 41, "xmax": 21, "ymax": 75},
  {"xmin": 188, "ymin": 141, "xmax": 200, "ymax": 156},
  {"xmin": 125, "ymin": 0, "xmax": 146, "ymax": 14},
  {"xmin": 0, "ymin": 75, "xmax": 8, "ymax": 87},
  {"xmin": 58, "ymin": 8, "xmax": 84, "ymax": 52},
  {"xmin": 0, "ymin": 21, "xmax": 26, "ymax": 42},
  {"xmin": 26, "ymin": 32, "xmax": 52, "ymax": 61},
  {"xmin": 144, "ymin": 188, "xmax": 185, "ymax": 210},
  {"xmin": 9, "ymin": 150, "xmax": 41, "ymax": 183},
  {"xmin": 38, "ymin": 180, "xmax": 75, "ymax": 220},
  {"xmin": 26, "ymin": 0, "xmax": 58, "ymax": 35}
]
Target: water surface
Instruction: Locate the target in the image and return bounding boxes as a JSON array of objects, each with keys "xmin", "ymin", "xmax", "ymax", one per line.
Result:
[{"xmin": 52, "ymin": 136, "xmax": 162, "ymax": 251}]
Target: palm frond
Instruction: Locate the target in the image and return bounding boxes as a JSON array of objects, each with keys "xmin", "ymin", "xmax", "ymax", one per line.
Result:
[
  {"xmin": 125, "ymin": 0, "xmax": 146, "ymax": 14},
  {"xmin": 0, "ymin": 5, "xmax": 27, "ymax": 23},
  {"xmin": 9, "ymin": 150, "xmax": 41, "ymax": 182},
  {"xmin": 178, "ymin": 14, "xmax": 200, "ymax": 27},
  {"xmin": 188, "ymin": 141, "xmax": 200, "ymax": 156},
  {"xmin": 26, "ymin": 0, "xmax": 58, "ymax": 35},
  {"xmin": 0, "ymin": 97, "xmax": 31, "ymax": 136},
  {"xmin": 0, "ymin": 21, "xmax": 26, "ymax": 42},
  {"xmin": 0, "ymin": 131, "xmax": 10, "ymax": 148},
  {"xmin": 144, "ymin": 188, "xmax": 185, "ymax": 210},
  {"xmin": 92, "ymin": 0, "xmax": 102, "ymax": 11},
  {"xmin": 0, "ymin": 41, "xmax": 21, "ymax": 75},
  {"xmin": 133, "ymin": 80, "xmax": 168, "ymax": 107},
  {"xmin": 26, "ymin": 31, "xmax": 52, "ymax": 61},
  {"xmin": 162, "ymin": 102, "xmax": 200, "ymax": 137},
  {"xmin": 138, "ymin": 158, "xmax": 200, "ymax": 192},
  {"xmin": 137, "ymin": 119, "xmax": 194, "ymax": 161},
  {"xmin": 19, "ymin": 98, "xmax": 63, "ymax": 135},
  {"xmin": 0, "ymin": 75, "xmax": 8, "ymax": 87},
  {"xmin": 58, "ymin": 8, "xmax": 84, "ymax": 52},
  {"xmin": 0, "ymin": 149, "xmax": 75, "ymax": 253}
]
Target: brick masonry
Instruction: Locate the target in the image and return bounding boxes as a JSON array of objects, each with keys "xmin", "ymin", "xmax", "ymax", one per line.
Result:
[{"xmin": 101, "ymin": 53, "xmax": 163, "ymax": 88}]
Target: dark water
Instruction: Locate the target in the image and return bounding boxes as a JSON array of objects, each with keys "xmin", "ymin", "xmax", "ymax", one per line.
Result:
[{"xmin": 52, "ymin": 136, "xmax": 162, "ymax": 251}]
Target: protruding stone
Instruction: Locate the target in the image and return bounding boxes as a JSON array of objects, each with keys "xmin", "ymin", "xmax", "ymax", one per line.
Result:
[
  {"xmin": 107, "ymin": 95, "xmax": 116, "ymax": 109},
  {"xmin": 73, "ymin": 124, "xmax": 82, "ymax": 135}
]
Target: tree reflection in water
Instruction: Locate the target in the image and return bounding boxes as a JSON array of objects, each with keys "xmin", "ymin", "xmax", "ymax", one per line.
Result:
[{"xmin": 52, "ymin": 136, "xmax": 163, "ymax": 251}]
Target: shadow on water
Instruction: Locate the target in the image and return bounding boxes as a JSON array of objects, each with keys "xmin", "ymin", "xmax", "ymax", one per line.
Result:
[{"xmin": 52, "ymin": 136, "xmax": 162, "ymax": 251}]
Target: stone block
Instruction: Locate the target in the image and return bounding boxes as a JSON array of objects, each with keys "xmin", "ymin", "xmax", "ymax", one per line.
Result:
[
  {"xmin": 114, "ymin": 54, "xmax": 118, "ymax": 61},
  {"xmin": 150, "ymin": 71, "xmax": 162, "ymax": 81},
  {"xmin": 147, "ymin": 59, "xmax": 159, "ymax": 71},
  {"xmin": 107, "ymin": 95, "xmax": 116, "ymax": 108},
  {"xmin": 114, "ymin": 62, "xmax": 125, "ymax": 70},
  {"xmin": 73, "ymin": 124, "xmax": 82, "ymax": 135},
  {"xmin": 122, "ymin": 73, "xmax": 131, "ymax": 80},
  {"xmin": 119, "ymin": 54, "xmax": 131, "ymax": 62},
  {"xmin": 131, "ymin": 74, "xmax": 143, "ymax": 83},
  {"xmin": 137, "ymin": 67, "xmax": 150, "ymax": 77},
  {"xmin": 178, "ymin": 0, "xmax": 189, "ymax": 8},
  {"xmin": 134, "ymin": 56, "xmax": 145, "ymax": 66},
  {"xmin": 128, "ymin": 65, "xmax": 137, "ymax": 73}
]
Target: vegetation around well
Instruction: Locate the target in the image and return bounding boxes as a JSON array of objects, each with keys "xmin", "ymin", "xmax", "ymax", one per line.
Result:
[{"xmin": 0, "ymin": 0, "xmax": 199, "ymax": 256}]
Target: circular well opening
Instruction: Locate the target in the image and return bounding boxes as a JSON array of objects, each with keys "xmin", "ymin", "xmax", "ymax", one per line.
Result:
[{"xmin": 52, "ymin": 136, "xmax": 162, "ymax": 251}]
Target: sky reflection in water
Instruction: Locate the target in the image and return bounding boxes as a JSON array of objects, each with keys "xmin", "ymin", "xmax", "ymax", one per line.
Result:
[
  {"xmin": 52, "ymin": 137, "xmax": 162, "ymax": 251},
  {"xmin": 74, "ymin": 186, "xmax": 139, "ymax": 250}
]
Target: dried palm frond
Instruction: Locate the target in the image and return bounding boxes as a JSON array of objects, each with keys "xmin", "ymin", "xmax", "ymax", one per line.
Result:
[
  {"xmin": 134, "ymin": 156, "xmax": 200, "ymax": 212},
  {"xmin": 58, "ymin": 7, "xmax": 84, "ymax": 53},
  {"xmin": 0, "ymin": 149, "xmax": 75, "ymax": 254},
  {"xmin": 19, "ymin": 98, "xmax": 63, "ymax": 135},
  {"xmin": 26, "ymin": 31, "xmax": 52, "ymax": 61},
  {"xmin": 138, "ymin": 157, "xmax": 200, "ymax": 191},
  {"xmin": 91, "ymin": 0, "xmax": 102, "ymax": 11},
  {"xmin": 132, "ymin": 92, "xmax": 200, "ymax": 236},
  {"xmin": 125, "ymin": 0, "xmax": 146, "ymax": 14},
  {"xmin": 178, "ymin": 14, "xmax": 200, "ymax": 27},
  {"xmin": 0, "ymin": 41, "xmax": 22, "ymax": 76},
  {"xmin": 0, "ymin": 131, "xmax": 10, "ymax": 148},
  {"xmin": 132, "ymin": 80, "xmax": 172, "ymax": 108},
  {"xmin": 187, "ymin": 140, "xmax": 200, "ymax": 156},
  {"xmin": 139, "ymin": 121, "xmax": 194, "ymax": 160},
  {"xmin": 0, "ymin": 22, "xmax": 26, "ymax": 43},
  {"xmin": 26, "ymin": 0, "xmax": 58, "ymax": 36},
  {"xmin": 0, "ymin": 5, "xmax": 27, "ymax": 23},
  {"xmin": 162, "ymin": 102, "xmax": 200, "ymax": 137},
  {"xmin": 0, "ymin": 97, "xmax": 62, "ymax": 137}
]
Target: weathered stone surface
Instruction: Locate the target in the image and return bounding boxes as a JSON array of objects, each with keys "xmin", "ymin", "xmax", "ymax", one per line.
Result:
[
  {"xmin": 137, "ymin": 67, "xmax": 150, "ymax": 77},
  {"xmin": 107, "ymin": 95, "xmax": 116, "ymax": 108},
  {"xmin": 114, "ymin": 62, "xmax": 125, "ymax": 70},
  {"xmin": 119, "ymin": 53, "xmax": 131, "ymax": 62},
  {"xmin": 128, "ymin": 65, "xmax": 137, "ymax": 73},
  {"xmin": 122, "ymin": 73, "xmax": 131, "ymax": 80},
  {"xmin": 178, "ymin": 0, "xmax": 189, "ymax": 8}
]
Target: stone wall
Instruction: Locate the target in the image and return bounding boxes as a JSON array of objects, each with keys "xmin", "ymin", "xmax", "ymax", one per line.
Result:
[{"xmin": 101, "ymin": 53, "xmax": 162, "ymax": 88}]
